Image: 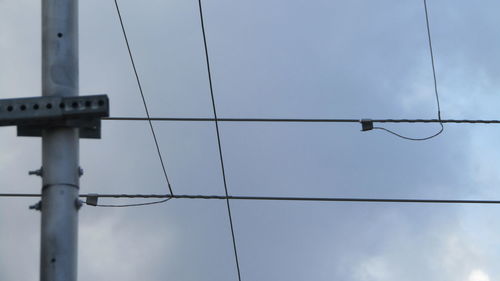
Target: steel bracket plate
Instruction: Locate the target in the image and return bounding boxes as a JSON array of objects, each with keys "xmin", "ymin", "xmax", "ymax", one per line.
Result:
[
  {"xmin": 0, "ymin": 95, "xmax": 109, "ymax": 139},
  {"xmin": 17, "ymin": 118, "xmax": 102, "ymax": 139}
]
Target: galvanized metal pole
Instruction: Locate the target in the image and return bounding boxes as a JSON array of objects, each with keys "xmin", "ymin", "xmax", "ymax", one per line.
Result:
[{"xmin": 41, "ymin": 0, "xmax": 80, "ymax": 281}]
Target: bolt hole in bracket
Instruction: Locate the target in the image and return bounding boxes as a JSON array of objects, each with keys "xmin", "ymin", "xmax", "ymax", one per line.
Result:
[{"xmin": 0, "ymin": 95, "xmax": 109, "ymax": 139}]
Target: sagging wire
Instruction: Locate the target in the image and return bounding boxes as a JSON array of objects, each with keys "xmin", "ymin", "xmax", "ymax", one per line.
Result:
[
  {"xmin": 362, "ymin": 0, "xmax": 444, "ymax": 141},
  {"xmin": 84, "ymin": 194, "xmax": 171, "ymax": 208}
]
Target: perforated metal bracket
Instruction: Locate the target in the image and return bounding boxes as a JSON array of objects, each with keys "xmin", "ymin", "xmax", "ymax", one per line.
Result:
[{"xmin": 0, "ymin": 95, "xmax": 109, "ymax": 139}]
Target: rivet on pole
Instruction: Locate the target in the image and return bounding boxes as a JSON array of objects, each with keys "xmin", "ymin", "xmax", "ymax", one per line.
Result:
[
  {"xmin": 28, "ymin": 167, "xmax": 43, "ymax": 177},
  {"xmin": 29, "ymin": 201, "xmax": 42, "ymax": 211}
]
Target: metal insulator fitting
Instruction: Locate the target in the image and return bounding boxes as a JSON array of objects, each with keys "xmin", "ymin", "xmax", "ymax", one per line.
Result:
[
  {"xmin": 78, "ymin": 167, "xmax": 84, "ymax": 177},
  {"xmin": 75, "ymin": 199, "xmax": 83, "ymax": 210},
  {"xmin": 29, "ymin": 201, "xmax": 42, "ymax": 211},
  {"xmin": 28, "ymin": 167, "xmax": 43, "ymax": 177}
]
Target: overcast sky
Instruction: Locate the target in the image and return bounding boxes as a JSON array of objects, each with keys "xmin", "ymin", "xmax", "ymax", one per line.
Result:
[{"xmin": 1, "ymin": 0, "xmax": 500, "ymax": 280}]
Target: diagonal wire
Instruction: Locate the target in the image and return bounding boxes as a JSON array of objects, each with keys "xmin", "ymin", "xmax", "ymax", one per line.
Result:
[
  {"xmin": 372, "ymin": 0, "xmax": 444, "ymax": 141},
  {"xmin": 113, "ymin": 0, "xmax": 174, "ymax": 195},
  {"xmin": 197, "ymin": 1, "xmax": 242, "ymax": 280},
  {"xmin": 423, "ymin": 0, "xmax": 442, "ymax": 120}
]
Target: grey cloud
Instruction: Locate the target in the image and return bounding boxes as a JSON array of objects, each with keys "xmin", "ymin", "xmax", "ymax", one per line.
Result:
[{"xmin": 2, "ymin": 0, "xmax": 500, "ymax": 280}]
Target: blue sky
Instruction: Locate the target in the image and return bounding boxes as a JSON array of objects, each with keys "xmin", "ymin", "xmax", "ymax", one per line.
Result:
[{"xmin": 1, "ymin": 0, "xmax": 500, "ymax": 280}]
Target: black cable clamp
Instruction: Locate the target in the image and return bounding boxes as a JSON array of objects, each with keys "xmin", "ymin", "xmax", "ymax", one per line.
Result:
[
  {"xmin": 86, "ymin": 194, "xmax": 99, "ymax": 206},
  {"xmin": 360, "ymin": 119, "xmax": 374, "ymax": 131}
]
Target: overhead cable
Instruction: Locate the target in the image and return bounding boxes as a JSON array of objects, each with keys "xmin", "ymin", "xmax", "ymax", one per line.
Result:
[
  {"xmin": 4, "ymin": 193, "xmax": 500, "ymax": 205},
  {"xmin": 113, "ymin": 0, "xmax": 174, "ymax": 195},
  {"xmin": 197, "ymin": 0, "xmax": 243, "ymax": 280},
  {"xmin": 104, "ymin": 117, "xmax": 500, "ymax": 124}
]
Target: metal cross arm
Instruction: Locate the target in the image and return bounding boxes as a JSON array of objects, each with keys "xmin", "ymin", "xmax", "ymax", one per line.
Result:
[{"xmin": 0, "ymin": 94, "xmax": 109, "ymax": 139}]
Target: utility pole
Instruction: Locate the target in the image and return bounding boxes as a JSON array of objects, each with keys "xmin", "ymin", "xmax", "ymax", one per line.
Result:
[
  {"xmin": 0, "ymin": 1, "xmax": 107, "ymax": 279},
  {"xmin": 40, "ymin": 0, "xmax": 79, "ymax": 280}
]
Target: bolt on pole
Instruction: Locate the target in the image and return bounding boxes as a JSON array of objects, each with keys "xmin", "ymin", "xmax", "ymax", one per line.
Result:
[{"xmin": 41, "ymin": 0, "xmax": 80, "ymax": 280}]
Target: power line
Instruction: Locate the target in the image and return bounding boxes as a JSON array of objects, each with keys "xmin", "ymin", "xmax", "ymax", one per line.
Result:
[
  {"xmin": 4, "ymin": 193, "xmax": 500, "ymax": 205},
  {"xmin": 372, "ymin": 126, "xmax": 442, "ymax": 141},
  {"xmin": 372, "ymin": 0, "xmax": 443, "ymax": 141},
  {"xmin": 197, "ymin": 0, "xmax": 243, "ymax": 280},
  {"xmin": 103, "ymin": 117, "xmax": 500, "ymax": 124},
  {"xmin": 138, "ymin": 195, "xmax": 500, "ymax": 205},
  {"xmin": 423, "ymin": 0, "xmax": 441, "ymax": 119},
  {"xmin": 113, "ymin": 0, "xmax": 174, "ymax": 195}
]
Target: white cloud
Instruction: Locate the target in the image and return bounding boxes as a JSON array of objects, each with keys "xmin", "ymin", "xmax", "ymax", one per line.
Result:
[
  {"xmin": 355, "ymin": 256, "xmax": 390, "ymax": 281},
  {"xmin": 468, "ymin": 270, "xmax": 490, "ymax": 281}
]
